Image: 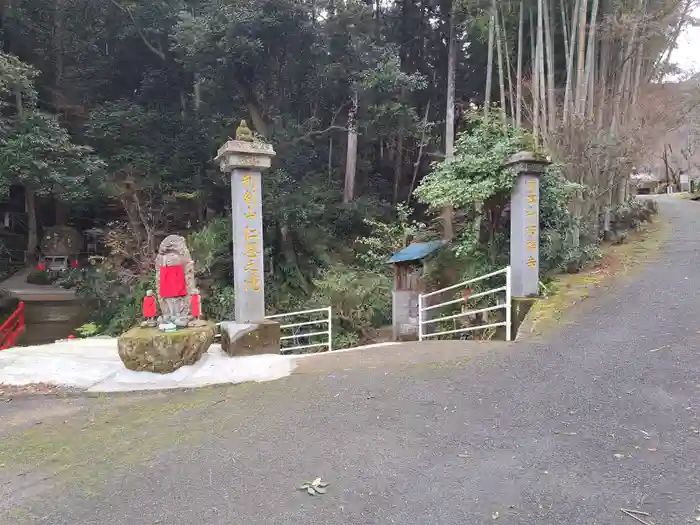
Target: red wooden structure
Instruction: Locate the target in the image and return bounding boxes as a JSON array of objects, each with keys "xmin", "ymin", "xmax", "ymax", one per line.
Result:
[{"xmin": 0, "ymin": 301, "xmax": 25, "ymax": 351}]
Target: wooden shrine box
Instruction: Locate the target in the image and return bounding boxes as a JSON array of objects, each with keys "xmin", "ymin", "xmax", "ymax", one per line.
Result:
[{"xmin": 388, "ymin": 240, "xmax": 444, "ymax": 341}]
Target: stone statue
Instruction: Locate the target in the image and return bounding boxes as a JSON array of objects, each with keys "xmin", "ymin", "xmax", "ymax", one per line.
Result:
[
  {"xmin": 141, "ymin": 289, "xmax": 157, "ymax": 327},
  {"xmin": 155, "ymin": 235, "xmax": 196, "ymax": 328},
  {"xmin": 41, "ymin": 226, "xmax": 83, "ymax": 257},
  {"xmin": 235, "ymin": 119, "xmax": 254, "ymax": 142}
]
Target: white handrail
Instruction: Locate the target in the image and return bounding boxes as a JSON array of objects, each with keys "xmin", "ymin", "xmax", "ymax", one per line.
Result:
[
  {"xmin": 265, "ymin": 306, "xmax": 332, "ymax": 354},
  {"xmin": 505, "ymin": 266, "xmax": 512, "ymax": 342},
  {"xmin": 420, "ymin": 267, "xmax": 508, "ymax": 299},
  {"xmin": 418, "ymin": 266, "xmax": 512, "ymax": 342},
  {"xmin": 266, "ymin": 307, "xmax": 330, "ymax": 319},
  {"xmin": 421, "ymin": 286, "xmax": 507, "ymax": 312}
]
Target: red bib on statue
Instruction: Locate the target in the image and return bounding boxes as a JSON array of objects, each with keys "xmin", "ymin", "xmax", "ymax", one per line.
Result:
[
  {"xmin": 159, "ymin": 265, "xmax": 187, "ymax": 298},
  {"xmin": 190, "ymin": 294, "xmax": 201, "ymax": 317},
  {"xmin": 143, "ymin": 296, "xmax": 157, "ymax": 317}
]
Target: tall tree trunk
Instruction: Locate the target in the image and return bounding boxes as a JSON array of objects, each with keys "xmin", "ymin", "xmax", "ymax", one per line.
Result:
[
  {"xmin": 656, "ymin": 0, "xmax": 692, "ymax": 78},
  {"xmin": 543, "ymin": 0, "xmax": 556, "ymax": 131},
  {"xmin": 343, "ymin": 91, "xmax": 359, "ymax": 203},
  {"xmin": 630, "ymin": 0, "xmax": 647, "ymax": 106},
  {"xmin": 536, "ymin": 0, "xmax": 547, "ymax": 136},
  {"xmin": 393, "ymin": 134, "xmax": 404, "ymax": 205},
  {"xmin": 516, "ymin": 0, "xmax": 524, "ymax": 128},
  {"xmin": 52, "ymin": 0, "xmax": 65, "ymax": 111},
  {"xmin": 236, "ymin": 80, "xmax": 268, "ymax": 137},
  {"xmin": 443, "ymin": 0, "xmax": 457, "ymax": 240},
  {"xmin": 561, "ymin": 0, "xmax": 570, "ymax": 72},
  {"xmin": 55, "ymin": 200, "xmax": 69, "ymax": 226},
  {"xmin": 530, "ymin": 8, "xmax": 539, "ymax": 141},
  {"xmin": 502, "ymin": 6, "xmax": 515, "ymax": 126},
  {"xmin": 484, "ymin": 3, "xmax": 495, "ymax": 118},
  {"xmin": 581, "ymin": 0, "xmax": 600, "ymax": 119},
  {"xmin": 26, "ymin": 188, "xmax": 37, "ymax": 263},
  {"xmin": 563, "ymin": 0, "xmax": 580, "ymax": 124},
  {"xmin": 495, "ymin": 6, "xmax": 507, "ymax": 122},
  {"xmin": 408, "ymin": 99, "xmax": 431, "ymax": 205},
  {"xmin": 193, "ymin": 74, "xmax": 204, "ymax": 224},
  {"xmin": 13, "ymin": 87, "xmax": 36, "ymax": 262},
  {"xmin": 596, "ymin": 20, "xmax": 611, "ymax": 130},
  {"xmin": 574, "ymin": 0, "xmax": 589, "ymax": 117}
]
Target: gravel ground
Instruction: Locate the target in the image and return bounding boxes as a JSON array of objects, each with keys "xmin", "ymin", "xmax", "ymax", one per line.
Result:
[{"xmin": 2, "ymin": 195, "xmax": 700, "ymax": 525}]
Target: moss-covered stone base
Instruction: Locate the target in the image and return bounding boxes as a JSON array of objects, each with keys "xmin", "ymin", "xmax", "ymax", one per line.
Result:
[
  {"xmin": 219, "ymin": 320, "xmax": 280, "ymax": 356},
  {"xmin": 117, "ymin": 323, "xmax": 216, "ymax": 374},
  {"xmin": 511, "ymin": 297, "xmax": 536, "ymax": 337}
]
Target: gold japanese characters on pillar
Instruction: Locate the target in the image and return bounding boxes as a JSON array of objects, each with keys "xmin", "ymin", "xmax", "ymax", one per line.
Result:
[
  {"xmin": 242, "ymin": 175, "xmax": 261, "ymax": 292},
  {"xmin": 525, "ymin": 177, "xmax": 538, "ymax": 269}
]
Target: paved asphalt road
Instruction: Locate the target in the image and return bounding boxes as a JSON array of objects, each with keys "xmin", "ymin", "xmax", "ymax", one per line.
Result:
[{"xmin": 2, "ymin": 196, "xmax": 700, "ymax": 525}]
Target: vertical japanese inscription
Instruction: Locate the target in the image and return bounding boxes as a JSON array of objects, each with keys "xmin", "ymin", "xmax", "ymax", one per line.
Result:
[
  {"xmin": 525, "ymin": 177, "xmax": 538, "ymax": 271},
  {"xmin": 241, "ymin": 175, "xmax": 261, "ymax": 292}
]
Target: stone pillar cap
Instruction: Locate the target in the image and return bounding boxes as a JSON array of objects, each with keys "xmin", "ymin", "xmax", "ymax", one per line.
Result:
[
  {"xmin": 504, "ymin": 151, "xmax": 550, "ymax": 166},
  {"xmin": 215, "ymin": 140, "xmax": 276, "ymax": 172},
  {"xmin": 504, "ymin": 151, "xmax": 550, "ymax": 175}
]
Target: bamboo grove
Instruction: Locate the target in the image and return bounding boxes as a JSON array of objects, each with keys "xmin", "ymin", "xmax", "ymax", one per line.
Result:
[{"xmin": 471, "ymin": 0, "xmax": 698, "ymax": 226}]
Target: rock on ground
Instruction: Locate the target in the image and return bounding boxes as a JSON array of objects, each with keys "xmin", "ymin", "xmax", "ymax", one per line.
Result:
[
  {"xmin": 117, "ymin": 323, "xmax": 216, "ymax": 373},
  {"xmin": 219, "ymin": 320, "xmax": 280, "ymax": 356}
]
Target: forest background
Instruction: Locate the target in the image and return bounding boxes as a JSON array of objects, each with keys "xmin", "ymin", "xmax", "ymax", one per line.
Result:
[{"xmin": 0, "ymin": 0, "xmax": 698, "ymax": 347}]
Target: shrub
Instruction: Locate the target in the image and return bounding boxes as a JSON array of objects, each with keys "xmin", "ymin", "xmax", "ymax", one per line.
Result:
[
  {"xmin": 75, "ymin": 265, "xmax": 155, "ymax": 335},
  {"xmin": 308, "ymin": 264, "xmax": 392, "ymax": 348},
  {"xmin": 413, "ymin": 111, "xmax": 602, "ymax": 282},
  {"xmin": 203, "ymin": 282, "xmax": 235, "ymax": 321},
  {"xmin": 26, "ymin": 269, "xmax": 55, "ymax": 285},
  {"xmin": 54, "ymin": 268, "xmax": 85, "ymax": 289}
]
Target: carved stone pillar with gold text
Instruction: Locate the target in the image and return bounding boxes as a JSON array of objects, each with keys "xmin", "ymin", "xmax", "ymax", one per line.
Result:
[
  {"xmin": 505, "ymin": 151, "xmax": 550, "ymax": 334},
  {"xmin": 214, "ymin": 121, "xmax": 280, "ymax": 356}
]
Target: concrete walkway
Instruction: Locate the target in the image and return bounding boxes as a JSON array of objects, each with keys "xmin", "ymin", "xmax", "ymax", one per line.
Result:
[
  {"xmin": 3, "ymin": 196, "xmax": 700, "ymax": 524},
  {"xmin": 0, "ymin": 338, "xmax": 298, "ymax": 392},
  {"xmin": 0, "ymin": 267, "xmax": 76, "ymax": 301}
]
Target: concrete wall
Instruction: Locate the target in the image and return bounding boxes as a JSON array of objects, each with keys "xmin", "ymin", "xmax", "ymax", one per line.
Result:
[{"xmin": 392, "ymin": 290, "xmax": 419, "ymax": 340}]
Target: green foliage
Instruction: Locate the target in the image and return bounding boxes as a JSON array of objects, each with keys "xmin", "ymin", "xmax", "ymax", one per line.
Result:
[
  {"xmin": 188, "ymin": 217, "xmax": 231, "ymax": 280},
  {"xmin": 0, "ymin": 52, "xmax": 38, "ymax": 109},
  {"xmin": 0, "ymin": 52, "xmax": 105, "ymax": 201},
  {"xmin": 54, "ymin": 268, "xmax": 85, "ymax": 289},
  {"xmin": 608, "ymin": 198, "xmax": 658, "ymax": 231},
  {"xmin": 75, "ymin": 323, "xmax": 101, "ymax": 338},
  {"xmin": 76, "ymin": 266, "xmax": 155, "ymax": 335},
  {"xmin": 203, "ymin": 283, "xmax": 235, "ymax": 322},
  {"xmin": 26, "ymin": 269, "xmax": 55, "ymax": 285},
  {"xmin": 415, "ymin": 112, "xmax": 600, "ymax": 291},
  {"xmin": 414, "ymin": 110, "xmax": 534, "ymax": 210},
  {"xmin": 85, "ymin": 101, "xmax": 210, "ymax": 193},
  {"xmin": 356, "ymin": 203, "xmax": 425, "ymax": 273},
  {"xmin": 538, "ymin": 166, "xmax": 599, "ymax": 273},
  {"xmin": 308, "ymin": 264, "xmax": 392, "ymax": 348},
  {"xmin": 0, "ymin": 110, "xmax": 104, "ymax": 199},
  {"xmin": 0, "ymin": 0, "xmax": 677, "ymax": 346}
]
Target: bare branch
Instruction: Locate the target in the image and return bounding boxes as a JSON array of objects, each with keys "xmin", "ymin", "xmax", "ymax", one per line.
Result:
[{"xmin": 108, "ymin": 0, "xmax": 165, "ymax": 61}]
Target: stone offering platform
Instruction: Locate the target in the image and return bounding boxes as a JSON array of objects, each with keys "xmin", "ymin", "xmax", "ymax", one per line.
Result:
[
  {"xmin": 0, "ymin": 337, "xmax": 400, "ymax": 393},
  {"xmin": 0, "ymin": 337, "xmax": 295, "ymax": 393}
]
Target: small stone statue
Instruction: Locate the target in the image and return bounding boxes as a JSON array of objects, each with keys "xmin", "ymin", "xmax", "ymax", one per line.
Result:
[
  {"xmin": 189, "ymin": 288, "xmax": 206, "ymax": 327},
  {"xmin": 141, "ymin": 289, "xmax": 157, "ymax": 327},
  {"xmin": 235, "ymin": 119, "xmax": 254, "ymax": 142},
  {"xmin": 155, "ymin": 235, "xmax": 197, "ymax": 328}
]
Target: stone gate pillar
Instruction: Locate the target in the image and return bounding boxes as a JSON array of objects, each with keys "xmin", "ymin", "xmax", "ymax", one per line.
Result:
[
  {"xmin": 505, "ymin": 151, "xmax": 550, "ymax": 299},
  {"xmin": 214, "ymin": 123, "xmax": 280, "ymax": 356}
]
